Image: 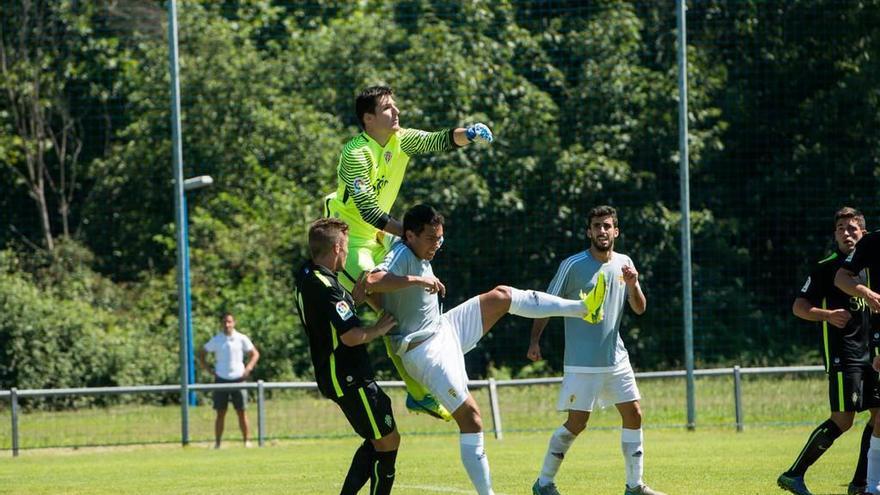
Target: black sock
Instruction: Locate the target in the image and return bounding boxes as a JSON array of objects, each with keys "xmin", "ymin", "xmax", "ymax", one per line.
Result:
[
  {"xmin": 852, "ymin": 421, "xmax": 873, "ymax": 486},
  {"xmin": 340, "ymin": 440, "xmax": 374, "ymax": 495},
  {"xmin": 369, "ymin": 449, "xmax": 398, "ymax": 495},
  {"xmin": 786, "ymin": 419, "xmax": 843, "ymax": 477}
]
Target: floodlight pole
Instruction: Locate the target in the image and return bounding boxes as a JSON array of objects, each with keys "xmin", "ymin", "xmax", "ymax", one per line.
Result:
[
  {"xmin": 183, "ymin": 176, "xmax": 213, "ymax": 407},
  {"xmin": 167, "ymin": 0, "xmax": 189, "ymax": 446},
  {"xmin": 676, "ymin": 0, "xmax": 697, "ymax": 431}
]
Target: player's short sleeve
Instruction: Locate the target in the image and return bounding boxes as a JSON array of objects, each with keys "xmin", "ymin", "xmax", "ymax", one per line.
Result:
[
  {"xmin": 322, "ymin": 284, "xmax": 361, "ymax": 335},
  {"xmin": 375, "ymin": 243, "xmax": 413, "ymax": 277},
  {"xmin": 546, "ymin": 257, "xmax": 573, "ymax": 297},
  {"xmin": 799, "ymin": 263, "xmax": 828, "ymax": 307},
  {"xmin": 240, "ymin": 334, "xmax": 255, "ymax": 353},
  {"xmin": 203, "ymin": 335, "xmax": 219, "ymax": 353},
  {"xmin": 843, "ymin": 233, "xmax": 878, "ymax": 273}
]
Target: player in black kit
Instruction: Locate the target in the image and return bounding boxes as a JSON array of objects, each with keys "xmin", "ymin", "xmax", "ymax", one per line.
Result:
[
  {"xmin": 294, "ymin": 218, "xmax": 399, "ymax": 495},
  {"xmin": 778, "ymin": 207, "xmax": 877, "ymax": 495},
  {"xmin": 836, "ymin": 214, "xmax": 880, "ymax": 495}
]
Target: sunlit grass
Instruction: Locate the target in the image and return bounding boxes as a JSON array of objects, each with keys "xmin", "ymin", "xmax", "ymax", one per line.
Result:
[{"xmin": 0, "ymin": 373, "xmax": 835, "ymax": 450}]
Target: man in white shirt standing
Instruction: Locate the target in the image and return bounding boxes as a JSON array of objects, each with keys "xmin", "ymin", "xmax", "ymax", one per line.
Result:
[{"xmin": 199, "ymin": 312, "xmax": 260, "ymax": 448}]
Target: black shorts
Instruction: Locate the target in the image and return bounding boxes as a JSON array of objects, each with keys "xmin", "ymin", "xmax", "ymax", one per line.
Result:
[
  {"xmin": 212, "ymin": 376, "xmax": 247, "ymax": 411},
  {"xmin": 828, "ymin": 367, "xmax": 880, "ymax": 412},
  {"xmin": 332, "ymin": 381, "xmax": 396, "ymax": 440}
]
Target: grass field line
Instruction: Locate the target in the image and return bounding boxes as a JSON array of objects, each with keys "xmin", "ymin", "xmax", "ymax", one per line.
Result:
[{"xmin": 395, "ymin": 483, "xmax": 509, "ymax": 494}]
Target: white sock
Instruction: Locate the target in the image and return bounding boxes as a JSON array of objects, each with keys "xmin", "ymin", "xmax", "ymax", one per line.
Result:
[
  {"xmin": 868, "ymin": 436, "xmax": 880, "ymax": 494},
  {"xmin": 508, "ymin": 288, "xmax": 584, "ymax": 319},
  {"xmin": 460, "ymin": 432, "xmax": 494, "ymax": 495},
  {"xmin": 622, "ymin": 428, "xmax": 644, "ymax": 489},
  {"xmin": 538, "ymin": 425, "xmax": 577, "ymax": 486}
]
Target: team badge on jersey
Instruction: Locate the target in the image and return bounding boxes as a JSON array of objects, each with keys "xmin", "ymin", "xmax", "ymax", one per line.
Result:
[
  {"xmin": 384, "ymin": 151, "xmax": 392, "ymax": 162},
  {"xmin": 352, "ymin": 178, "xmax": 366, "ymax": 194},
  {"xmin": 336, "ymin": 301, "xmax": 354, "ymax": 321},
  {"xmin": 385, "ymin": 414, "xmax": 393, "ymax": 428}
]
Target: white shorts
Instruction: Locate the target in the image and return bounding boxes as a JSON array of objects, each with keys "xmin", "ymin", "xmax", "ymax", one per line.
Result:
[
  {"xmin": 557, "ymin": 365, "xmax": 641, "ymax": 412},
  {"xmin": 401, "ymin": 296, "xmax": 483, "ymax": 413}
]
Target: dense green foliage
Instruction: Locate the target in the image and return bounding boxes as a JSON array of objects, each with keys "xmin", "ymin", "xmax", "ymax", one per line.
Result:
[{"xmin": 1, "ymin": 0, "xmax": 879, "ymax": 395}]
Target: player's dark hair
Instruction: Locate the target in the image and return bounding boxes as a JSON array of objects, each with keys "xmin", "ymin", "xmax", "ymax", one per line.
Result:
[
  {"xmin": 587, "ymin": 205, "xmax": 618, "ymax": 228},
  {"xmin": 403, "ymin": 204, "xmax": 444, "ymax": 236},
  {"xmin": 834, "ymin": 206, "xmax": 866, "ymax": 231},
  {"xmin": 356, "ymin": 85, "xmax": 394, "ymax": 129},
  {"xmin": 308, "ymin": 218, "xmax": 349, "ymax": 258}
]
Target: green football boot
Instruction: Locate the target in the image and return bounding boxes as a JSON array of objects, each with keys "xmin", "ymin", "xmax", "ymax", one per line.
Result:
[
  {"xmin": 776, "ymin": 473, "xmax": 813, "ymax": 495},
  {"xmin": 384, "ymin": 336, "xmax": 452, "ymax": 421},
  {"xmin": 580, "ymin": 272, "xmax": 607, "ymax": 323}
]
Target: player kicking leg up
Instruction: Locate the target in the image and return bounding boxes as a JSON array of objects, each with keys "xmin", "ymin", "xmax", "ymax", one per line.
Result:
[
  {"xmin": 338, "ymin": 229, "xmax": 452, "ymax": 422},
  {"xmin": 396, "ymin": 287, "xmax": 596, "ymax": 495},
  {"xmin": 366, "ymin": 203, "xmax": 599, "ymax": 494}
]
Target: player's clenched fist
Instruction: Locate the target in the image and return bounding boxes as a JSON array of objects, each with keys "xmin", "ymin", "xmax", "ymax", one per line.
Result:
[{"xmin": 465, "ymin": 123, "xmax": 493, "ymax": 144}]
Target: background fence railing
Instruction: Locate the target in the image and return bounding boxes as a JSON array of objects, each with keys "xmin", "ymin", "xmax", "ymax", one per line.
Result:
[{"xmin": 0, "ymin": 365, "xmax": 827, "ymax": 457}]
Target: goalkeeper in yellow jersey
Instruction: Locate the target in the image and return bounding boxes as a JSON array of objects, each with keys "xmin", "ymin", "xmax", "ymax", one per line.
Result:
[{"xmin": 324, "ymin": 85, "xmax": 493, "ymax": 421}]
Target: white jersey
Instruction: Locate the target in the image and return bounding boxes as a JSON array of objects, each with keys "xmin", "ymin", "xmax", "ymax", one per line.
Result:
[
  {"xmin": 204, "ymin": 330, "xmax": 255, "ymax": 380},
  {"xmin": 547, "ymin": 250, "xmax": 634, "ymax": 372}
]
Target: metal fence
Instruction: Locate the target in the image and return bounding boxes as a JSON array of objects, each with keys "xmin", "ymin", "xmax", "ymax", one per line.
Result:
[{"xmin": 0, "ymin": 365, "xmax": 825, "ymax": 457}]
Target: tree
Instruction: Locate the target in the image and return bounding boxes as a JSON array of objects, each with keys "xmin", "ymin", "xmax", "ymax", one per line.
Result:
[{"xmin": 1, "ymin": 1, "xmax": 84, "ymax": 250}]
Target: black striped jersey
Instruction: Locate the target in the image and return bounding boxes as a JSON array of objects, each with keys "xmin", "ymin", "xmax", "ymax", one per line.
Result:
[
  {"xmin": 799, "ymin": 250, "xmax": 872, "ymax": 370},
  {"xmin": 843, "ymin": 230, "xmax": 880, "ymax": 340},
  {"xmin": 294, "ymin": 261, "xmax": 372, "ymax": 398},
  {"xmin": 324, "ymin": 129, "xmax": 455, "ymax": 239}
]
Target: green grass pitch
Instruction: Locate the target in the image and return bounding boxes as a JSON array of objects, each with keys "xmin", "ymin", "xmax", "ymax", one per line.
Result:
[
  {"xmin": 0, "ymin": 375, "xmax": 867, "ymax": 494},
  {"xmin": 0, "ymin": 425, "xmax": 869, "ymax": 494}
]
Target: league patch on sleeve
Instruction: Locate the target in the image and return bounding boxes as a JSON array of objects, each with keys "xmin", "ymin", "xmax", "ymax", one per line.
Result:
[
  {"xmin": 353, "ymin": 178, "xmax": 366, "ymax": 194},
  {"xmin": 800, "ymin": 276, "xmax": 811, "ymax": 293},
  {"xmin": 336, "ymin": 301, "xmax": 354, "ymax": 321}
]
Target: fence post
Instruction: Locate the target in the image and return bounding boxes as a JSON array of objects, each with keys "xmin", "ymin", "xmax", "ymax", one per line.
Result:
[
  {"xmin": 257, "ymin": 380, "xmax": 265, "ymax": 447},
  {"xmin": 487, "ymin": 379, "xmax": 503, "ymax": 440},
  {"xmin": 11, "ymin": 388, "xmax": 19, "ymax": 457},
  {"xmin": 733, "ymin": 366, "xmax": 743, "ymax": 432}
]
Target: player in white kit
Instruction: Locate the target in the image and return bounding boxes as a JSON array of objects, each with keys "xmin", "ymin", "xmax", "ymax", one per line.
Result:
[
  {"xmin": 365, "ymin": 204, "xmax": 601, "ymax": 495},
  {"xmin": 527, "ymin": 205, "xmax": 666, "ymax": 495}
]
